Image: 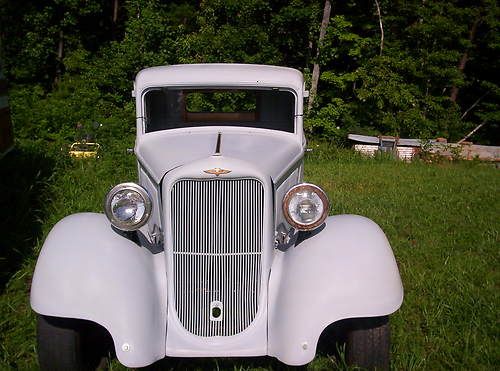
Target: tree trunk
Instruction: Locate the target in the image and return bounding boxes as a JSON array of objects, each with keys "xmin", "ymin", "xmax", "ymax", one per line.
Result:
[
  {"xmin": 374, "ymin": 0, "xmax": 384, "ymax": 56},
  {"xmin": 450, "ymin": 17, "xmax": 480, "ymax": 102},
  {"xmin": 111, "ymin": 0, "xmax": 120, "ymax": 39},
  {"xmin": 458, "ymin": 122, "xmax": 486, "ymax": 143},
  {"xmin": 113, "ymin": 0, "xmax": 119, "ymax": 23},
  {"xmin": 55, "ymin": 30, "xmax": 64, "ymax": 85},
  {"xmin": 308, "ymin": 0, "xmax": 332, "ymax": 113}
]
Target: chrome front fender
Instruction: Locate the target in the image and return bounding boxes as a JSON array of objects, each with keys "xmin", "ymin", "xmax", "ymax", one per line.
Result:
[
  {"xmin": 268, "ymin": 215, "xmax": 404, "ymax": 366},
  {"xmin": 30, "ymin": 213, "xmax": 167, "ymax": 368}
]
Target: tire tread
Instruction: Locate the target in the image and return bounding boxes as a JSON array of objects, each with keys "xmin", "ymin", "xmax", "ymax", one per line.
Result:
[
  {"xmin": 345, "ymin": 316, "xmax": 390, "ymax": 370},
  {"xmin": 37, "ymin": 315, "xmax": 107, "ymax": 371}
]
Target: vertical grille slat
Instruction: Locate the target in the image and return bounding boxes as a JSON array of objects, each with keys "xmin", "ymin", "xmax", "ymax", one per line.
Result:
[{"xmin": 171, "ymin": 178, "xmax": 264, "ymax": 337}]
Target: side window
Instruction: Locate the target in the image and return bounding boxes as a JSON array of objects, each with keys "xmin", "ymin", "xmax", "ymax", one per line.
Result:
[{"xmin": 144, "ymin": 89, "xmax": 183, "ymax": 132}]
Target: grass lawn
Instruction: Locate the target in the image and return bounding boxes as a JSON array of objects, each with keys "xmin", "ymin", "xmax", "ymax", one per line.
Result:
[{"xmin": 0, "ymin": 142, "xmax": 498, "ymax": 370}]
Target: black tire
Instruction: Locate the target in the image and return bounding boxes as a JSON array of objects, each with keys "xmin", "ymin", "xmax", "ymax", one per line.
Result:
[
  {"xmin": 344, "ymin": 316, "xmax": 390, "ymax": 370},
  {"xmin": 37, "ymin": 315, "xmax": 110, "ymax": 371}
]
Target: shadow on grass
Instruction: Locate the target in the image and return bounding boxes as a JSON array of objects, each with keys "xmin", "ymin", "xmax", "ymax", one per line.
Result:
[
  {"xmin": 137, "ymin": 322, "xmax": 350, "ymax": 370},
  {"xmin": 142, "ymin": 356, "xmax": 307, "ymax": 370},
  {"xmin": 0, "ymin": 146, "xmax": 55, "ymax": 292}
]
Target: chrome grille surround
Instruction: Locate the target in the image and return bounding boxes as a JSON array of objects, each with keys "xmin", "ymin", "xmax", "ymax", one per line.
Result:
[{"xmin": 171, "ymin": 178, "xmax": 264, "ymax": 337}]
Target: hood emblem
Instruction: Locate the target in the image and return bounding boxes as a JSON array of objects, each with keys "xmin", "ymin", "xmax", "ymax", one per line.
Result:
[{"xmin": 204, "ymin": 167, "xmax": 232, "ymax": 176}]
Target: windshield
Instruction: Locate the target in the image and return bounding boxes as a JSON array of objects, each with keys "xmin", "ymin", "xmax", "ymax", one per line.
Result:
[{"xmin": 143, "ymin": 88, "xmax": 295, "ymax": 133}]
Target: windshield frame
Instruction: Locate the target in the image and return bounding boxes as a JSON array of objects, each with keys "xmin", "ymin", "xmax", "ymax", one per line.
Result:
[{"xmin": 139, "ymin": 86, "xmax": 299, "ymax": 135}]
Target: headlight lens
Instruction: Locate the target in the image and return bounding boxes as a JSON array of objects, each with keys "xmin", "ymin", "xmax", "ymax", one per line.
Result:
[
  {"xmin": 104, "ymin": 183, "xmax": 152, "ymax": 231},
  {"xmin": 283, "ymin": 183, "xmax": 329, "ymax": 231}
]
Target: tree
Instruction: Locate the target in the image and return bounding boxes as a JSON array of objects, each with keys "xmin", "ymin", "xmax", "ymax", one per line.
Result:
[
  {"xmin": 308, "ymin": 0, "xmax": 331, "ymax": 112},
  {"xmin": 0, "ymin": 0, "xmax": 498, "ymax": 145},
  {"xmin": 179, "ymin": 0, "xmax": 280, "ymax": 65}
]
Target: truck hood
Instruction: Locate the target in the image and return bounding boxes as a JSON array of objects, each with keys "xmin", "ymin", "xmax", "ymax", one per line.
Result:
[{"xmin": 135, "ymin": 128, "xmax": 303, "ymax": 184}]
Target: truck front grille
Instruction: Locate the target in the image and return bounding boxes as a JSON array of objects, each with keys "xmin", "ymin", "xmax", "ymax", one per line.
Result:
[{"xmin": 171, "ymin": 178, "xmax": 264, "ymax": 337}]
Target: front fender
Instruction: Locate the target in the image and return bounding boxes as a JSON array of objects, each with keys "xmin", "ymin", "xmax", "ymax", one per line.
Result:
[
  {"xmin": 30, "ymin": 213, "xmax": 167, "ymax": 368},
  {"xmin": 268, "ymin": 215, "xmax": 403, "ymax": 366}
]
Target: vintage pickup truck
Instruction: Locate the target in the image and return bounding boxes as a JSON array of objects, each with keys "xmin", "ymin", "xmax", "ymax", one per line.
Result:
[{"xmin": 31, "ymin": 64, "xmax": 403, "ymax": 370}]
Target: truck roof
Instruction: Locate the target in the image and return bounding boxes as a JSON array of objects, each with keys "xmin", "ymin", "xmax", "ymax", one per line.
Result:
[{"xmin": 135, "ymin": 64, "xmax": 304, "ymax": 94}]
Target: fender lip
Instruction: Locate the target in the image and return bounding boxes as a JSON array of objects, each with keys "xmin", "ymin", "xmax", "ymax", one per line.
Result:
[
  {"xmin": 268, "ymin": 214, "xmax": 404, "ymax": 366},
  {"xmin": 30, "ymin": 212, "xmax": 167, "ymax": 368}
]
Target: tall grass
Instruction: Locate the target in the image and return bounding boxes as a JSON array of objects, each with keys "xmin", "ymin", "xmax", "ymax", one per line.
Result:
[{"xmin": 0, "ymin": 142, "xmax": 498, "ymax": 370}]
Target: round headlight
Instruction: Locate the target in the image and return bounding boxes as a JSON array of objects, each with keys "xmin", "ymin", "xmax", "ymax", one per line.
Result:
[
  {"xmin": 283, "ymin": 183, "xmax": 329, "ymax": 231},
  {"xmin": 104, "ymin": 183, "xmax": 152, "ymax": 231}
]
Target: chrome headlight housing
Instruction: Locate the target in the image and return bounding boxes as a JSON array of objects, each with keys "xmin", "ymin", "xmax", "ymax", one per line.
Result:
[
  {"xmin": 104, "ymin": 182, "xmax": 152, "ymax": 231},
  {"xmin": 283, "ymin": 183, "xmax": 329, "ymax": 231}
]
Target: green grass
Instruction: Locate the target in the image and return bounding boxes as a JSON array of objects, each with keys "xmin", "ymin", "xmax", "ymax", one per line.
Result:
[{"xmin": 1, "ymin": 142, "xmax": 498, "ymax": 370}]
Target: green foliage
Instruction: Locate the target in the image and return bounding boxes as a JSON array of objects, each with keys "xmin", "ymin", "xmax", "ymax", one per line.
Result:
[
  {"xmin": 304, "ymin": 99, "xmax": 354, "ymax": 144},
  {"xmin": 186, "ymin": 90, "xmax": 257, "ymax": 112},
  {"xmin": 9, "ymin": 74, "xmax": 135, "ymax": 151},
  {"xmin": 269, "ymin": 0, "xmax": 320, "ymax": 69},
  {"xmin": 304, "ymin": 0, "xmax": 499, "ymax": 143},
  {"xmin": 179, "ymin": 0, "xmax": 281, "ymax": 64},
  {"xmin": 1, "ymin": 0, "xmax": 498, "ymax": 144}
]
